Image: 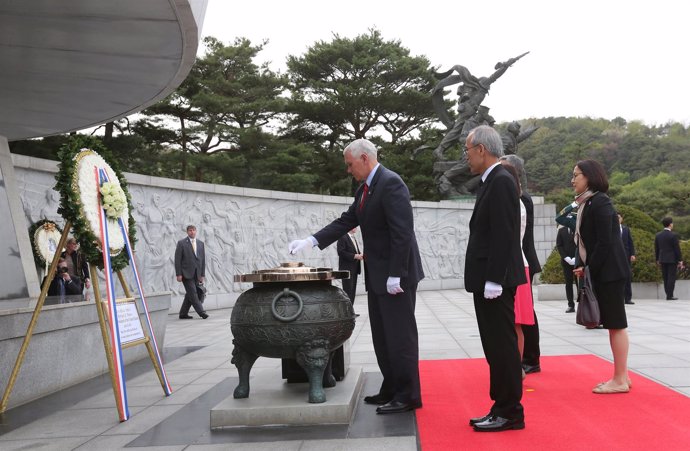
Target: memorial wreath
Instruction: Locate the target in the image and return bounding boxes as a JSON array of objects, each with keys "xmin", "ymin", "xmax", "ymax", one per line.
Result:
[
  {"xmin": 29, "ymin": 219, "xmax": 63, "ymax": 268},
  {"xmin": 55, "ymin": 137, "xmax": 136, "ymax": 271}
]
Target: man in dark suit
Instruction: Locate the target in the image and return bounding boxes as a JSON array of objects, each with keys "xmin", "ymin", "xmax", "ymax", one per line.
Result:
[
  {"xmin": 500, "ymin": 154, "xmax": 543, "ymax": 374},
  {"xmin": 655, "ymin": 217, "xmax": 684, "ymax": 300},
  {"xmin": 464, "ymin": 125, "xmax": 526, "ymax": 432},
  {"xmin": 618, "ymin": 213, "xmax": 636, "ymax": 304},
  {"xmin": 44, "ymin": 258, "xmax": 84, "ymax": 302},
  {"xmin": 175, "ymin": 224, "xmax": 208, "ymax": 319},
  {"xmin": 557, "ymin": 224, "xmax": 577, "ymax": 312},
  {"xmin": 337, "ymin": 228, "xmax": 363, "ymax": 304},
  {"xmin": 290, "ymin": 138, "xmax": 424, "ymax": 415}
]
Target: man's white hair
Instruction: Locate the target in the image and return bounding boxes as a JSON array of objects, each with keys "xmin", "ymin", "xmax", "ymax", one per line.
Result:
[{"xmin": 343, "ymin": 138, "xmax": 378, "ymax": 158}]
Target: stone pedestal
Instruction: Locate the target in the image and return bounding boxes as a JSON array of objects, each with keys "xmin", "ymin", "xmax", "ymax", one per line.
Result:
[{"xmin": 210, "ymin": 365, "xmax": 363, "ymax": 428}]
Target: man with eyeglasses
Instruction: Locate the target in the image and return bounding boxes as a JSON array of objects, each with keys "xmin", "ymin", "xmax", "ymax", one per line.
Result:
[{"xmin": 464, "ymin": 125, "xmax": 526, "ymax": 432}]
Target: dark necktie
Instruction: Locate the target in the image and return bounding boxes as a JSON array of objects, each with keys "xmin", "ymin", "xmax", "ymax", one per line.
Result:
[
  {"xmin": 359, "ymin": 184, "xmax": 369, "ymax": 211},
  {"xmin": 59, "ymin": 279, "xmax": 66, "ymax": 302}
]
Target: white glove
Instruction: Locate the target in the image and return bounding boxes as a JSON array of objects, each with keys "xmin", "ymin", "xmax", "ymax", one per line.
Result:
[
  {"xmin": 289, "ymin": 237, "xmax": 315, "ymax": 255},
  {"xmin": 386, "ymin": 277, "xmax": 404, "ymax": 295},
  {"xmin": 484, "ymin": 281, "xmax": 503, "ymax": 299},
  {"xmin": 570, "ymin": 201, "xmax": 579, "ymax": 209},
  {"xmin": 564, "ymin": 256, "xmax": 575, "ymax": 266}
]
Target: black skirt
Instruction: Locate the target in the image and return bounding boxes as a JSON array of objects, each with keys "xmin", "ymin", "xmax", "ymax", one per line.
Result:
[{"xmin": 592, "ymin": 278, "xmax": 628, "ymax": 329}]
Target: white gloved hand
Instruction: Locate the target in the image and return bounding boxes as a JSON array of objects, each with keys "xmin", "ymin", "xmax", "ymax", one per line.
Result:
[
  {"xmin": 484, "ymin": 281, "xmax": 503, "ymax": 299},
  {"xmin": 289, "ymin": 237, "xmax": 315, "ymax": 255},
  {"xmin": 386, "ymin": 277, "xmax": 404, "ymax": 295},
  {"xmin": 564, "ymin": 256, "xmax": 576, "ymax": 266},
  {"xmin": 571, "ymin": 201, "xmax": 579, "ymax": 209}
]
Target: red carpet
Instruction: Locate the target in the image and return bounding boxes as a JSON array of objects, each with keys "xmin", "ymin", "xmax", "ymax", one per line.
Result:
[{"xmin": 417, "ymin": 355, "xmax": 690, "ymax": 450}]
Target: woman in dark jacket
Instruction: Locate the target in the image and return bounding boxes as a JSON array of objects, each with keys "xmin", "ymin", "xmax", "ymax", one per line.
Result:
[{"xmin": 571, "ymin": 159, "xmax": 631, "ymax": 394}]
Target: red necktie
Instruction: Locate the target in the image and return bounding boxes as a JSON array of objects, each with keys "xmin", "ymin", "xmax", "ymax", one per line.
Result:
[{"xmin": 359, "ymin": 184, "xmax": 368, "ymax": 211}]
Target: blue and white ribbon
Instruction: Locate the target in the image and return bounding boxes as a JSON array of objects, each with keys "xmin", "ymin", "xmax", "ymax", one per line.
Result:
[{"xmin": 95, "ymin": 166, "xmax": 129, "ymax": 421}]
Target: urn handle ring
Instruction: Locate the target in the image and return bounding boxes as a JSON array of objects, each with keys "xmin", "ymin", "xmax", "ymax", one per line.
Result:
[{"xmin": 271, "ymin": 288, "xmax": 304, "ymax": 322}]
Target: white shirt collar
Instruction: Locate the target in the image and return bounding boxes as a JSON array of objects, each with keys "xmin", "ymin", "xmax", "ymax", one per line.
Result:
[
  {"xmin": 365, "ymin": 163, "xmax": 380, "ymax": 186},
  {"xmin": 481, "ymin": 162, "xmax": 501, "ymax": 182}
]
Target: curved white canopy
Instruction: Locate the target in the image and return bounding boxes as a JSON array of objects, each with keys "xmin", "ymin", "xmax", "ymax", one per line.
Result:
[{"xmin": 0, "ymin": 0, "xmax": 206, "ymax": 141}]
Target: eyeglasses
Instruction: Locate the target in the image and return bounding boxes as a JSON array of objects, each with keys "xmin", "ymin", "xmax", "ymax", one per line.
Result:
[{"xmin": 463, "ymin": 143, "xmax": 481, "ymax": 156}]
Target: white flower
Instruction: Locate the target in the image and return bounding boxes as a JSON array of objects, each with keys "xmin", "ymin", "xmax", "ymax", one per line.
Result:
[
  {"xmin": 99, "ymin": 181, "xmax": 127, "ymax": 219},
  {"xmin": 74, "ymin": 151, "xmax": 128, "ymax": 254}
]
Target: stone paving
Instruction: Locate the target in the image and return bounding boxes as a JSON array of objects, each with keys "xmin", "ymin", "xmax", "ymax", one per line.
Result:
[{"xmin": 1, "ymin": 289, "xmax": 689, "ymax": 450}]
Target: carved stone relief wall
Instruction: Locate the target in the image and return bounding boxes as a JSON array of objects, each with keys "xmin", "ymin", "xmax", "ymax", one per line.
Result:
[{"xmin": 10, "ymin": 154, "xmax": 555, "ymax": 311}]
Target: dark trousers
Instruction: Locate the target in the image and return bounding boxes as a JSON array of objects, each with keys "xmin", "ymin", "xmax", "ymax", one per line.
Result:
[
  {"xmin": 560, "ymin": 262, "xmax": 575, "ymax": 307},
  {"xmin": 521, "ymin": 313, "xmax": 540, "ymax": 367},
  {"xmin": 341, "ymin": 273, "xmax": 358, "ymax": 304},
  {"xmin": 367, "ymin": 284, "xmax": 421, "ymax": 404},
  {"xmin": 624, "ymin": 261, "xmax": 633, "ymax": 302},
  {"xmin": 473, "ymin": 288, "xmax": 524, "ymax": 420},
  {"xmin": 661, "ymin": 263, "xmax": 677, "ymax": 299},
  {"xmin": 179, "ymin": 276, "xmax": 205, "ymax": 317}
]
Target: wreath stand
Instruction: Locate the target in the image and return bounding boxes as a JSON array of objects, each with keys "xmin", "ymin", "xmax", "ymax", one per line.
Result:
[{"xmin": 1, "ymin": 221, "xmax": 171, "ymax": 421}]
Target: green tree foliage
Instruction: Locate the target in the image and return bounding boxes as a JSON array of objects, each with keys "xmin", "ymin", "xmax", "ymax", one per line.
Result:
[
  {"xmin": 132, "ymin": 36, "xmax": 288, "ymax": 181},
  {"xmin": 10, "ymin": 135, "xmax": 73, "ymax": 160},
  {"xmin": 282, "ymin": 29, "xmax": 441, "ymax": 196},
  {"xmin": 616, "ymin": 205, "xmax": 660, "ymax": 235},
  {"xmin": 539, "ymin": 247, "xmax": 564, "ymax": 284},
  {"xmin": 630, "ymin": 229, "xmax": 662, "ymax": 282},
  {"xmin": 615, "ymin": 172, "xmax": 690, "ymax": 220},
  {"xmin": 285, "ymin": 29, "xmax": 438, "ymax": 148},
  {"xmin": 679, "ymin": 241, "xmax": 690, "ymax": 280},
  {"xmin": 520, "ymin": 118, "xmax": 690, "ymax": 195},
  {"xmin": 532, "ymin": 117, "xmax": 690, "ymax": 239}
]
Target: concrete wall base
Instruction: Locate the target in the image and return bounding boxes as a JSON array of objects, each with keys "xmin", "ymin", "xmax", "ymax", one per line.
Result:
[{"xmin": 0, "ymin": 292, "xmax": 171, "ymax": 410}]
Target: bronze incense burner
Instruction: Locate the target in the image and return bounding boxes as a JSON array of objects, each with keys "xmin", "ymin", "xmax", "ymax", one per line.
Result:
[{"xmin": 231, "ymin": 262, "xmax": 355, "ymax": 403}]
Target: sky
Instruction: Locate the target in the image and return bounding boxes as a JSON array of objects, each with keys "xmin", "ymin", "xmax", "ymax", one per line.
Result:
[{"xmin": 198, "ymin": 0, "xmax": 689, "ymax": 126}]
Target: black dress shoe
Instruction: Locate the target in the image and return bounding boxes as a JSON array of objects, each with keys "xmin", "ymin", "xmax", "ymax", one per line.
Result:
[
  {"xmin": 179, "ymin": 315, "xmax": 193, "ymax": 319},
  {"xmin": 199, "ymin": 312, "xmax": 209, "ymax": 319},
  {"xmin": 522, "ymin": 363, "xmax": 541, "ymax": 374},
  {"xmin": 469, "ymin": 413, "xmax": 492, "ymax": 426},
  {"xmin": 565, "ymin": 306, "xmax": 575, "ymax": 313},
  {"xmin": 363, "ymin": 393, "xmax": 393, "ymax": 405},
  {"xmin": 473, "ymin": 415, "xmax": 525, "ymax": 432},
  {"xmin": 376, "ymin": 400, "xmax": 422, "ymax": 414},
  {"xmin": 667, "ymin": 297, "xmax": 678, "ymax": 300},
  {"xmin": 625, "ymin": 301, "xmax": 635, "ymax": 304}
]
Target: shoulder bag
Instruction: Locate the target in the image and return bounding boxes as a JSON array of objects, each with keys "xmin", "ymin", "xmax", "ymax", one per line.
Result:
[{"xmin": 576, "ymin": 266, "xmax": 601, "ymax": 328}]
